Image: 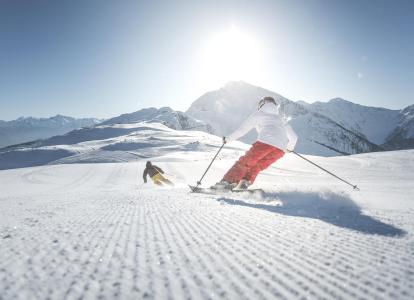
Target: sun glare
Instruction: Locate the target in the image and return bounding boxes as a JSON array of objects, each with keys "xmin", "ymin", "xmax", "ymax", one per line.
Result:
[{"xmin": 200, "ymin": 26, "xmax": 262, "ymax": 85}]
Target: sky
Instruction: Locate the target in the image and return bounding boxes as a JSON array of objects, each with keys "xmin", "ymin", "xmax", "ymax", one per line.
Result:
[{"xmin": 0, "ymin": 0, "xmax": 413, "ymax": 120}]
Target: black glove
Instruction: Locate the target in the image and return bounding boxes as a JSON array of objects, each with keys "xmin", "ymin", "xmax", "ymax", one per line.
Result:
[{"xmin": 222, "ymin": 136, "xmax": 227, "ymax": 144}]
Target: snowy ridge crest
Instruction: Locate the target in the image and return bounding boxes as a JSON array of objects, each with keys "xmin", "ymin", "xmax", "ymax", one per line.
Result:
[{"xmin": 101, "ymin": 107, "xmax": 213, "ymax": 133}]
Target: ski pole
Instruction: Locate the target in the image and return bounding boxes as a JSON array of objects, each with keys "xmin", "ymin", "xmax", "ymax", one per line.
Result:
[
  {"xmin": 195, "ymin": 142, "xmax": 225, "ymax": 188},
  {"xmin": 291, "ymin": 150, "xmax": 360, "ymax": 191}
]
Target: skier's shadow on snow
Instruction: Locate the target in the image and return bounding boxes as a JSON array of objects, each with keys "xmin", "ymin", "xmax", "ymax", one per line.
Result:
[{"xmin": 218, "ymin": 191, "xmax": 406, "ymax": 237}]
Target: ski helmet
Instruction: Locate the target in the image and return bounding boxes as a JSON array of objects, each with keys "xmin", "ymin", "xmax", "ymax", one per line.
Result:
[{"xmin": 258, "ymin": 96, "xmax": 277, "ymax": 110}]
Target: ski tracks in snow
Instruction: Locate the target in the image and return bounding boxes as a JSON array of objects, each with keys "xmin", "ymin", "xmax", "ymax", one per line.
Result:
[{"xmin": 0, "ymin": 163, "xmax": 413, "ymax": 299}]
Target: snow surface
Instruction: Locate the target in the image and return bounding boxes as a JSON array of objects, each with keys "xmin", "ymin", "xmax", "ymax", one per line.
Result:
[{"xmin": 1, "ymin": 134, "xmax": 413, "ymax": 299}]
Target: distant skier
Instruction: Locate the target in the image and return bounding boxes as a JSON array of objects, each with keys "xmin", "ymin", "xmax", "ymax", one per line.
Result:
[
  {"xmin": 143, "ymin": 161, "xmax": 174, "ymax": 186},
  {"xmin": 212, "ymin": 96, "xmax": 298, "ymax": 190}
]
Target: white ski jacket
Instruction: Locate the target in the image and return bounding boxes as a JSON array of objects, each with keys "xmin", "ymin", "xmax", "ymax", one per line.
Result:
[{"xmin": 226, "ymin": 103, "xmax": 298, "ymax": 152}]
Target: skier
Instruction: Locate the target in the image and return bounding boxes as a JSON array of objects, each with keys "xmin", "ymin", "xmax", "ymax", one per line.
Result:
[
  {"xmin": 211, "ymin": 96, "xmax": 298, "ymax": 190},
  {"xmin": 143, "ymin": 161, "xmax": 174, "ymax": 186}
]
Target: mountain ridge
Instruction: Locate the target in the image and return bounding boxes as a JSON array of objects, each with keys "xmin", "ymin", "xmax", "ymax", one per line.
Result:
[
  {"xmin": 0, "ymin": 115, "xmax": 101, "ymax": 149},
  {"xmin": 100, "ymin": 107, "xmax": 212, "ymax": 133},
  {"xmin": 1, "ymin": 81, "xmax": 412, "ymax": 159},
  {"xmin": 186, "ymin": 81, "xmax": 395, "ymax": 156}
]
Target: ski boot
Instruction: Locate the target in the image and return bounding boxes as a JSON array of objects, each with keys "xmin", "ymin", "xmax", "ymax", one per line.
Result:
[
  {"xmin": 234, "ymin": 179, "xmax": 251, "ymax": 190},
  {"xmin": 210, "ymin": 180, "xmax": 236, "ymax": 191}
]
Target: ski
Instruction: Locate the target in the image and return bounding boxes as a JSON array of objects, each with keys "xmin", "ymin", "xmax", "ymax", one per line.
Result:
[{"xmin": 189, "ymin": 185, "xmax": 264, "ymax": 196}]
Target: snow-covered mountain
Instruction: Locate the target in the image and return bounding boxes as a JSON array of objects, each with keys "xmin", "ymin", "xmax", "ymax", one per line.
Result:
[
  {"xmin": 0, "ymin": 115, "xmax": 100, "ymax": 149},
  {"xmin": 302, "ymin": 99, "xmax": 414, "ymax": 151},
  {"xmin": 383, "ymin": 104, "xmax": 414, "ymax": 150},
  {"xmin": 101, "ymin": 107, "xmax": 212, "ymax": 133},
  {"xmin": 1, "ymin": 82, "xmax": 412, "ymax": 165},
  {"xmin": 187, "ymin": 81, "xmax": 382, "ymax": 156},
  {"xmin": 0, "ymin": 108, "xmax": 217, "ymax": 170},
  {"xmin": 304, "ymin": 98, "xmax": 401, "ymax": 145}
]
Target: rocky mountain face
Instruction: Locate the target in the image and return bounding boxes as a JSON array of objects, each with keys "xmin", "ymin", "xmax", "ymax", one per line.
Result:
[
  {"xmin": 187, "ymin": 81, "xmax": 412, "ymax": 156},
  {"xmin": 0, "ymin": 115, "xmax": 100, "ymax": 149}
]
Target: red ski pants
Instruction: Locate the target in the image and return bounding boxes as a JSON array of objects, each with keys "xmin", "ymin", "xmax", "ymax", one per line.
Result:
[{"xmin": 223, "ymin": 141, "xmax": 284, "ymax": 184}]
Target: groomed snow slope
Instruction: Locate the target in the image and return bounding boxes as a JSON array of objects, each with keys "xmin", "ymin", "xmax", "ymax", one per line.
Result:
[{"xmin": 1, "ymin": 149, "xmax": 413, "ymax": 299}]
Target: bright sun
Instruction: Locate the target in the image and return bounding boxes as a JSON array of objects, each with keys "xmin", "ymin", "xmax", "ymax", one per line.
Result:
[{"xmin": 201, "ymin": 26, "xmax": 262, "ymax": 85}]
